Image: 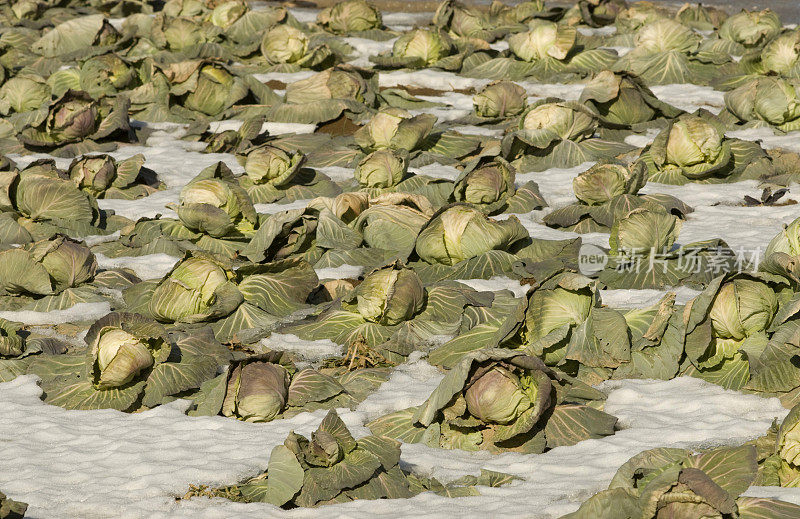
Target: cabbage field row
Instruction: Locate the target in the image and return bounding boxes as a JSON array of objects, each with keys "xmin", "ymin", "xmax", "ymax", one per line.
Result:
[{"xmin": 2, "ymin": 0, "xmax": 800, "ymax": 517}]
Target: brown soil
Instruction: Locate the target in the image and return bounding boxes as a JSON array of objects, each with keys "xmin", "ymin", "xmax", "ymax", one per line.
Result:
[
  {"xmin": 316, "ymin": 114, "xmax": 362, "ymax": 136},
  {"xmin": 264, "ymin": 80, "xmax": 287, "ymax": 90}
]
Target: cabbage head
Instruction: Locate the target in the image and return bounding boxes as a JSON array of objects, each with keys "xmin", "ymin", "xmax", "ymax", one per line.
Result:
[{"xmin": 414, "ymin": 204, "xmax": 528, "ymax": 265}]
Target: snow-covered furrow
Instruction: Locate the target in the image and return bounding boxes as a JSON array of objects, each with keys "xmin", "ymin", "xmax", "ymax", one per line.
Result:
[{"xmin": 0, "ymin": 373, "xmax": 783, "ymax": 518}]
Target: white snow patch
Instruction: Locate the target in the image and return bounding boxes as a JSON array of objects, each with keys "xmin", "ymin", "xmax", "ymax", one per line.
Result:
[
  {"xmin": 256, "ymin": 333, "xmax": 342, "ymax": 362},
  {"xmin": 601, "ymin": 286, "xmax": 702, "ymax": 309},
  {"xmin": 0, "ymin": 302, "xmax": 111, "ymax": 325},
  {"xmin": 318, "ymin": 166, "xmax": 356, "ymax": 182},
  {"xmin": 96, "ymin": 253, "xmax": 179, "ymax": 280},
  {"xmin": 490, "ymin": 40, "xmax": 509, "ymax": 52},
  {"xmin": 578, "ymin": 25, "xmax": 617, "ymax": 36},
  {"xmin": 451, "ymin": 125, "xmax": 504, "ymax": 137},
  {"xmin": 517, "ymin": 162, "xmax": 596, "ymax": 210},
  {"xmin": 411, "ymin": 162, "xmax": 461, "ymax": 180},
  {"xmin": 83, "ymin": 231, "xmax": 122, "ymax": 247},
  {"xmin": 315, "ymin": 264, "xmax": 364, "ymax": 280},
  {"xmin": 624, "ymin": 128, "xmax": 660, "ymax": 148},
  {"xmin": 455, "ymin": 277, "xmax": 528, "ymax": 299},
  {"xmin": 379, "ymin": 70, "xmax": 489, "ymax": 92},
  {"xmin": 344, "ymin": 36, "xmax": 397, "ymax": 67},
  {"xmin": 650, "ymin": 84, "xmax": 726, "ymax": 114},
  {"xmin": 678, "ymin": 203, "xmax": 799, "ymax": 252},
  {"xmin": 208, "ymin": 120, "xmax": 316, "ymax": 135},
  {"xmin": 742, "ymin": 486, "xmax": 800, "ymax": 505},
  {"xmin": 521, "ymin": 82, "xmax": 583, "ymax": 101},
  {"xmin": 0, "ymin": 374, "xmax": 785, "ymax": 518},
  {"xmin": 728, "ymin": 127, "xmax": 800, "ymax": 153},
  {"xmin": 417, "ymin": 91, "xmax": 474, "ymax": 111}
]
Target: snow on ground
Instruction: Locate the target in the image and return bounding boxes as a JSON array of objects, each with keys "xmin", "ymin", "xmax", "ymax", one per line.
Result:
[
  {"xmin": 728, "ymin": 126, "xmax": 800, "ymax": 152},
  {"xmin": 207, "ymin": 120, "xmax": 317, "ymax": 135},
  {"xmin": 411, "ymin": 162, "xmax": 461, "ymax": 180},
  {"xmin": 455, "ymin": 276, "xmax": 529, "ymax": 299},
  {"xmin": 650, "ymin": 84, "xmax": 726, "ymax": 114},
  {"xmin": 0, "ymin": 374, "xmax": 784, "ymax": 519},
  {"xmin": 256, "ymin": 333, "xmax": 343, "ymax": 363},
  {"xmin": 677, "ymin": 203, "xmax": 800, "ymax": 252},
  {"xmin": 345, "ymin": 36, "xmax": 397, "ymax": 68},
  {"xmin": 95, "ymin": 253, "xmax": 180, "ymax": 280},
  {"xmin": 315, "ymin": 264, "xmax": 365, "ymax": 280},
  {"xmin": 600, "ymin": 286, "xmax": 702, "ymax": 308},
  {"xmin": 378, "ymin": 70, "xmax": 489, "ymax": 92},
  {"xmin": 6, "ymin": 12, "xmax": 800, "ymax": 518},
  {"xmin": 0, "ymin": 302, "xmax": 111, "ymax": 325}
]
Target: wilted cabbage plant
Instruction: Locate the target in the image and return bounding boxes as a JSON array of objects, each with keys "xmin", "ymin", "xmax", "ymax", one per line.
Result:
[
  {"xmin": 241, "ymin": 145, "xmax": 304, "ymax": 187},
  {"xmin": 610, "ymin": 205, "xmax": 682, "ymax": 258},
  {"xmin": 354, "ymin": 193, "xmax": 434, "ymax": 257},
  {"xmin": 260, "ymin": 25, "xmax": 333, "ymax": 70},
  {"xmin": 172, "ymin": 162, "xmax": 257, "ymax": 239},
  {"xmin": 723, "ymin": 76, "xmax": 800, "ymax": 132},
  {"xmin": 508, "ymin": 20, "xmax": 576, "ymax": 63},
  {"xmin": 0, "ymin": 317, "xmax": 67, "ymax": 360},
  {"xmin": 0, "ymin": 73, "xmax": 50, "ymax": 115},
  {"xmin": 565, "ymin": 444, "xmax": 800, "ymax": 518},
  {"xmin": 284, "ymin": 67, "xmax": 373, "ymax": 105},
  {"xmin": 148, "ymin": 253, "xmax": 241, "ymax": 323},
  {"xmin": 197, "ymin": 409, "xmax": 515, "ymax": 507},
  {"xmin": 595, "ymin": 202, "xmax": 740, "ymax": 290},
  {"xmin": 208, "ymin": 0, "xmax": 247, "ymax": 28},
  {"xmin": 68, "ymin": 154, "xmax": 160, "ymax": 199},
  {"xmin": 775, "ymin": 404, "xmax": 800, "ymax": 486},
  {"xmin": 343, "ymin": 262, "xmax": 425, "ymax": 325},
  {"xmin": 317, "ymin": 0, "xmax": 382, "ymax": 34},
  {"xmin": 16, "ymin": 90, "xmax": 132, "ymax": 156},
  {"xmin": 578, "ymin": 71, "xmax": 683, "ymax": 129},
  {"xmin": 544, "ymin": 162, "xmax": 691, "ymax": 234},
  {"xmin": 614, "ymin": 1, "xmax": 669, "ymax": 34},
  {"xmin": 433, "ymin": 0, "xmax": 501, "ymax": 41},
  {"xmin": 612, "ymin": 18, "xmax": 728, "ymax": 85},
  {"xmin": 354, "ymin": 108, "xmax": 436, "ymax": 152},
  {"xmin": 638, "ymin": 110, "xmax": 773, "ymax": 184},
  {"xmin": 761, "ymin": 217, "xmax": 800, "ymax": 284},
  {"xmin": 128, "ymin": 252, "xmax": 318, "ymax": 342},
  {"xmin": 191, "ymin": 350, "xmax": 387, "ymax": 420},
  {"xmin": 561, "ymin": 0, "xmax": 627, "ymax": 27},
  {"xmin": 371, "ymin": 27, "xmax": 461, "ymax": 70},
  {"xmin": 718, "ymin": 9, "xmax": 781, "ymax": 50},
  {"xmin": 236, "ymin": 144, "xmax": 335, "ymax": 204},
  {"xmin": 502, "ymin": 99, "xmax": 631, "ymax": 171},
  {"xmin": 682, "ymin": 273, "xmax": 784, "ymax": 389},
  {"xmin": 392, "ymin": 28, "xmax": 453, "ymax": 65},
  {"xmin": 0, "ymin": 235, "xmax": 136, "ymax": 311},
  {"xmin": 676, "ymin": 2, "xmax": 728, "ymax": 31},
  {"xmin": 369, "ymin": 349, "xmax": 617, "ymax": 453},
  {"xmin": 451, "ymin": 157, "xmax": 545, "ymax": 215},
  {"xmin": 414, "ymin": 204, "xmax": 529, "ymax": 266},
  {"xmin": 0, "ymin": 160, "xmax": 132, "ymax": 240},
  {"xmin": 32, "ymin": 14, "xmax": 121, "ymax": 58},
  {"xmin": 574, "ymin": 163, "xmax": 643, "ymax": 206},
  {"xmin": 354, "ymin": 149, "xmax": 407, "ymax": 188},
  {"xmin": 758, "ymin": 30, "xmax": 800, "ymax": 77},
  {"xmin": 27, "ymin": 315, "xmax": 231, "ymax": 411},
  {"xmin": 472, "ymin": 80, "xmax": 526, "ymax": 120},
  {"xmin": 79, "ymin": 54, "xmax": 138, "ymax": 99}
]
